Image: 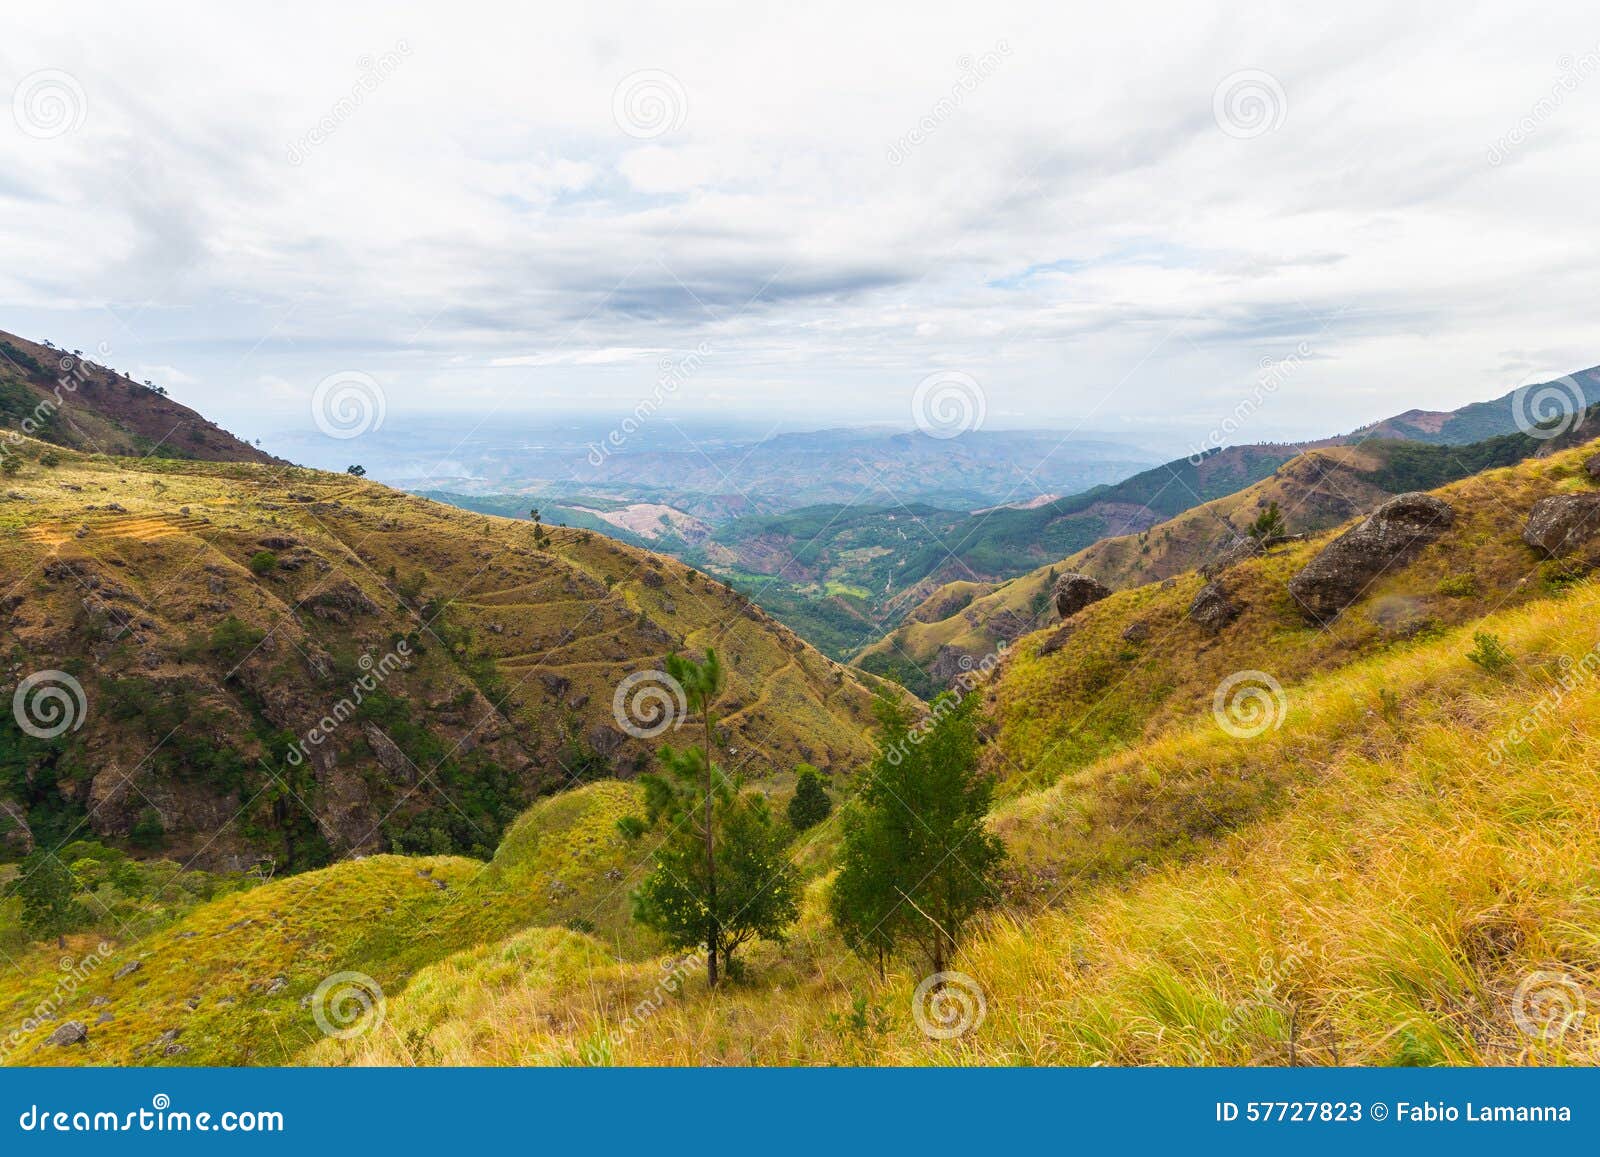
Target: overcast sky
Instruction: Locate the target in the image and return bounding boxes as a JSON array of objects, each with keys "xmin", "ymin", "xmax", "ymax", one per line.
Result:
[{"xmin": 3, "ymin": 1, "xmax": 1598, "ymax": 453}]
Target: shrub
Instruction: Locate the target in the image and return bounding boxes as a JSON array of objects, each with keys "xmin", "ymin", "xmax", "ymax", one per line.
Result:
[
  {"xmin": 248, "ymin": 550, "xmax": 278, "ymax": 575},
  {"xmin": 1466, "ymin": 631, "xmax": 1514, "ymax": 674},
  {"xmin": 787, "ymin": 765, "xmax": 832, "ymax": 831},
  {"xmin": 1435, "ymin": 574, "xmax": 1477, "ymax": 598}
]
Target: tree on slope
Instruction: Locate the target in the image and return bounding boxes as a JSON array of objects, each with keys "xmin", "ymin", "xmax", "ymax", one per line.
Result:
[
  {"xmin": 830, "ymin": 692, "xmax": 1004, "ymax": 978},
  {"xmin": 632, "ymin": 746, "xmax": 799, "ymax": 982},
  {"xmin": 631, "ymin": 649, "xmax": 799, "ymax": 986},
  {"xmin": 787, "ymin": 764, "xmax": 832, "ymax": 831}
]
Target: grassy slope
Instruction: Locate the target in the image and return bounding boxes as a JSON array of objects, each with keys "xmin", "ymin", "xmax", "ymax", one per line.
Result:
[
  {"xmin": 0, "ymin": 439, "xmax": 884, "ymax": 869},
  {"xmin": 860, "ymin": 432, "xmax": 1560, "ymax": 693},
  {"xmin": 318, "ymin": 576, "xmax": 1600, "ymax": 1065},
  {"xmin": 0, "ymin": 781, "xmax": 654, "ymax": 1065},
  {"xmin": 9, "ymin": 434, "xmax": 1600, "ymax": 1067}
]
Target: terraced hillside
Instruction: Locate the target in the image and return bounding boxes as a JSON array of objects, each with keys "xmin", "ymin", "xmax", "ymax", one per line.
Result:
[
  {"xmin": 860, "ymin": 430, "xmax": 1572, "ymax": 695},
  {"xmin": 0, "ymin": 329, "xmax": 274, "ymax": 464},
  {"xmin": 0, "ymin": 438, "xmax": 885, "ymax": 873},
  {"xmin": 9, "ymin": 435, "xmax": 1600, "ymax": 1066}
]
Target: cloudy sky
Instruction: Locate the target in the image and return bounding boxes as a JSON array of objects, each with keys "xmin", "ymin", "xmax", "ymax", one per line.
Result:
[{"xmin": 2, "ymin": 1, "xmax": 1598, "ymax": 454}]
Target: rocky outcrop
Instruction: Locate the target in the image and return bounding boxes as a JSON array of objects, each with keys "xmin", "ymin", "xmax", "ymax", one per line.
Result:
[
  {"xmin": 1052, "ymin": 572, "xmax": 1112, "ymax": 620},
  {"xmin": 1523, "ymin": 493, "xmax": 1600, "ymax": 557},
  {"xmin": 1189, "ymin": 582, "xmax": 1243, "ymax": 632},
  {"xmin": 48, "ymin": 1021, "xmax": 88, "ymax": 1047},
  {"xmin": 0, "ymin": 798, "xmax": 33, "ymax": 857},
  {"xmin": 1585, "ymin": 453, "xmax": 1600, "ymax": 481},
  {"xmin": 1287, "ymin": 493, "xmax": 1454, "ymax": 622},
  {"xmin": 1200, "ymin": 535, "xmax": 1264, "ymax": 579}
]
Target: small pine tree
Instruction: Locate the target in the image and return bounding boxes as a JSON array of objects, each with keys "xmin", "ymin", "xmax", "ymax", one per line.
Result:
[
  {"xmin": 632, "ymin": 744, "xmax": 799, "ymax": 981},
  {"xmin": 831, "ymin": 693, "xmax": 1004, "ymax": 978},
  {"xmin": 1247, "ymin": 500, "xmax": 1287, "ymax": 543},
  {"xmin": 787, "ymin": 765, "xmax": 832, "ymax": 831}
]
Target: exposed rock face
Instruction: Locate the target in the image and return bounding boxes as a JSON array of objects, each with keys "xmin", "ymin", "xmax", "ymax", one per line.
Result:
[
  {"xmin": 1052, "ymin": 572, "xmax": 1112, "ymax": 620},
  {"xmin": 1189, "ymin": 582, "xmax": 1242, "ymax": 632},
  {"xmin": 1200, "ymin": 534, "xmax": 1264, "ymax": 579},
  {"xmin": 1523, "ymin": 493, "xmax": 1600, "ymax": 556},
  {"xmin": 0, "ymin": 798, "xmax": 33, "ymax": 856},
  {"xmin": 1287, "ymin": 493, "xmax": 1454, "ymax": 622}
]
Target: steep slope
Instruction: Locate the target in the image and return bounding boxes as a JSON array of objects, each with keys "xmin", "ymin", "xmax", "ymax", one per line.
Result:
[
  {"xmin": 861, "ymin": 429, "xmax": 1572, "ymax": 695},
  {"xmin": 0, "ymin": 438, "xmax": 885, "ymax": 873},
  {"xmin": 9, "ymin": 436, "xmax": 1600, "ymax": 1066},
  {"xmin": 0, "ymin": 329, "xmax": 274, "ymax": 464}
]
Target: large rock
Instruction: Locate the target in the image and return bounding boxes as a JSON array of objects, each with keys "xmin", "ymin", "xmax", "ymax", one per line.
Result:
[
  {"xmin": 1287, "ymin": 493, "xmax": 1454, "ymax": 621},
  {"xmin": 1200, "ymin": 534, "xmax": 1264, "ymax": 579},
  {"xmin": 1189, "ymin": 581, "xmax": 1243, "ymax": 632},
  {"xmin": 1523, "ymin": 493, "xmax": 1600, "ymax": 556},
  {"xmin": 48, "ymin": 1021, "xmax": 88, "ymax": 1047},
  {"xmin": 1052, "ymin": 572, "xmax": 1111, "ymax": 620}
]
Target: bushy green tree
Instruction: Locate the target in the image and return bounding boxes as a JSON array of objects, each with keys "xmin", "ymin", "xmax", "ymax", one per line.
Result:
[
  {"xmin": 830, "ymin": 693, "xmax": 1004, "ymax": 977},
  {"xmin": 787, "ymin": 764, "xmax": 832, "ymax": 831},
  {"xmin": 10, "ymin": 851, "xmax": 85, "ymax": 939}
]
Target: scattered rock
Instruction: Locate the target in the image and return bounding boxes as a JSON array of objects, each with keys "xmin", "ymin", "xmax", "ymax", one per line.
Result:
[
  {"xmin": 1585, "ymin": 453, "xmax": 1600, "ymax": 481},
  {"xmin": 1189, "ymin": 581, "xmax": 1243, "ymax": 633},
  {"xmin": 1052, "ymin": 572, "xmax": 1112, "ymax": 620},
  {"xmin": 48, "ymin": 1021, "xmax": 88, "ymax": 1046},
  {"xmin": 1523, "ymin": 493, "xmax": 1600, "ymax": 556},
  {"xmin": 1287, "ymin": 493, "xmax": 1454, "ymax": 621},
  {"xmin": 95, "ymin": 1012, "xmax": 114, "ymax": 1025},
  {"xmin": 1120, "ymin": 620, "xmax": 1150, "ymax": 644},
  {"xmin": 88, "ymin": 995, "xmax": 109, "ymax": 1007},
  {"xmin": 112, "ymin": 960, "xmax": 142, "ymax": 981}
]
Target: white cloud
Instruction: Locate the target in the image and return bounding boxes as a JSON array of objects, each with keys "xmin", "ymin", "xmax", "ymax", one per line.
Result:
[{"xmin": 0, "ymin": 0, "xmax": 1596, "ymax": 456}]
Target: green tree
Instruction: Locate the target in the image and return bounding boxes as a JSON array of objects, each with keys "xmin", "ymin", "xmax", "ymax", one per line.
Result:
[
  {"xmin": 787, "ymin": 764, "xmax": 832, "ymax": 831},
  {"xmin": 1247, "ymin": 500, "xmax": 1287, "ymax": 543},
  {"xmin": 632, "ymin": 756, "xmax": 799, "ymax": 981},
  {"xmin": 346, "ymin": 464, "xmax": 366, "ymax": 477},
  {"xmin": 830, "ymin": 693, "xmax": 1004, "ymax": 978},
  {"xmin": 10, "ymin": 851, "xmax": 85, "ymax": 939},
  {"xmin": 637, "ymin": 649, "xmax": 736, "ymax": 985}
]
